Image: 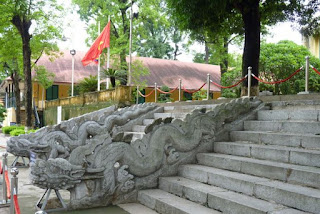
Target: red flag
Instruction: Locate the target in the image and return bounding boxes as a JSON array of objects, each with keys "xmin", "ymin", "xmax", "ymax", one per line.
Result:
[{"xmin": 82, "ymin": 21, "xmax": 111, "ymax": 66}]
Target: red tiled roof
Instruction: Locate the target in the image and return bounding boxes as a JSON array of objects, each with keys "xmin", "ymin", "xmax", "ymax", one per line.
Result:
[
  {"xmin": 134, "ymin": 57, "xmax": 220, "ymax": 91},
  {"xmin": 36, "ymin": 50, "xmax": 97, "ymax": 84},
  {"xmin": 36, "ymin": 50, "xmax": 221, "ymax": 91}
]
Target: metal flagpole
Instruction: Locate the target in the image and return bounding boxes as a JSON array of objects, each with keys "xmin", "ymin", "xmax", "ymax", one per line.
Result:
[
  {"xmin": 98, "ymin": 21, "xmax": 101, "ymax": 91},
  {"xmin": 128, "ymin": 0, "xmax": 133, "ymax": 86},
  {"xmin": 106, "ymin": 16, "xmax": 111, "ymax": 89}
]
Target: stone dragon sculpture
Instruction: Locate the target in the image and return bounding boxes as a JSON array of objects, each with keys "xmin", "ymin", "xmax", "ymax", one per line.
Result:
[{"xmin": 6, "ymin": 98, "xmax": 262, "ymax": 209}]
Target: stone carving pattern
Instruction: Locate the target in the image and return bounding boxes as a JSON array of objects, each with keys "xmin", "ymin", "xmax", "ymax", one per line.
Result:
[{"xmin": 7, "ymin": 98, "xmax": 261, "ymax": 209}]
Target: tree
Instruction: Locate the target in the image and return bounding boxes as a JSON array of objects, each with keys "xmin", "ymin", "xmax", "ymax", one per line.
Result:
[
  {"xmin": 73, "ymin": 0, "xmax": 187, "ymax": 80},
  {"xmin": 259, "ymin": 40, "xmax": 320, "ymax": 94},
  {"xmin": 0, "ymin": 14, "xmax": 24, "ymax": 125},
  {"xmin": 77, "ymin": 75, "xmax": 98, "ymax": 94},
  {"xmin": 135, "ymin": 18, "xmax": 174, "ymax": 59},
  {"xmin": 103, "ymin": 56, "xmax": 149, "ymax": 88},
  {"xmin": 33, "ymin": 65, "xmax": 55, "ymax": 109},
  {"xmin": 166, "ymin": 0, "xmax": 320, "ymax": 95},
  {"xmin": 0, "ymin": 0, "xmax": 62, "ymax": 128},
  {"xmin": 73, "ymin": 0, "xmax": 137, "ymax": 74}
]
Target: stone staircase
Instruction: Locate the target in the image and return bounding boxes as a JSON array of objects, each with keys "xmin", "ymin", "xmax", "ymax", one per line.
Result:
[
  {"xmin": 123, "ymin": 100, "xmax": 320, "ymax": 214},
  {"xmin": 124, "ymin": 104, "xmax": 218, "ymax": 142}
]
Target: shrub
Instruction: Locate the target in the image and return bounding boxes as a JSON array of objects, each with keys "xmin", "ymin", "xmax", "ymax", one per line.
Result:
[
  {"xmin": 10, "ymin": 129, "xmax": 26, "ymax": 136},
  {"xmin": 158, "ymin": 85, "xmax": 173, "ymax": 103},
  {"xmin": 192, "ymin": 89, "xmax": 207, "ymax": 100},
  {"xmin": 2, "ymin": 126, "xmax": 24, "ymax": 134}
]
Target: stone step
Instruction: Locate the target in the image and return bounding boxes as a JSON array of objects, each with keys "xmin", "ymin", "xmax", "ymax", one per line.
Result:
[
  {"xmin": 244, "ymin": 120, "xmax": 320, "ymax": 134},
  {"xmin": 143, "ymin": 119, "xmax": 155, "ymax": 126},
  {"xmin": 179, "ymin": 165, "xmax": 320, "ymax": 213},
  {"xmin": 118, "ymin": 203, "xmax": 159, "ymax": 214},
  {"xmin": 230, "ymin": 130, "xmax": 320, "ymax": 150},
  {"xmin": 214, "ymin": 142, "xmax": 320, "ymax": 167},
  {"xmin": 132, "ymin": 125, "xmax": 146, "ymax": 133},
  {"xmin": 160, "ymin": 176, "xmax": 308, "ymax": 214},
  {"xmin": 197, "ymin": 153, "xmax": 320, "ymax": 189},
  {"xmin": 271, "ymin": 100, "xmax": 320, "ymax": 110},
  {"xmin": 154, "ymin": 112, "xmax": 188, "ymax": 120},
  {"xmin": 257, "ymin": 110, "xmax": 320, "ymax": 121},
  {"xmin": 138, "ymin": 189, "xmax": 220, "ymax": 214}
]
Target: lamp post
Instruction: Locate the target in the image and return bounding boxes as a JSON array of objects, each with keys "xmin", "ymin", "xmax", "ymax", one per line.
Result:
[{"xmin": 70, "ymin": 49, "xmax": 76, "ymax": 97}]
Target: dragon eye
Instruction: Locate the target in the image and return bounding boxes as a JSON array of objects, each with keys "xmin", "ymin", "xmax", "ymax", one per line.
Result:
[{"xmin": 87, "ymin": 134, "xmax": 93, "ymax": 139}]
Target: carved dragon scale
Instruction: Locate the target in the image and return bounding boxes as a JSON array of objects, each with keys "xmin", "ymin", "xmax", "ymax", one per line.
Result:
[{"xmin": 6, "ymin": 98, "xmax": 262, "ymax": 209}]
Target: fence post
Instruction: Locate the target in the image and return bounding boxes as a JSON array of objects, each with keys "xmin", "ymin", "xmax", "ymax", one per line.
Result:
[
  {"xmin": 136, "ymin": 86, "xmax": 139, "ymax": 104},
  {"xmin": 2, "ymin": 152, "xmax": 8, "ymax": 204},
  {"xmin": 207, "ymin": 74, "xmax": 210, "ymax": 100},
  {"xmin": 247, "ymin": 67, "xmax": 252, "ymax": 97},
  {"xmin": 305, "ymin": 56, "xmax": 309, "ymax": 93},
  {"xmin": 10, "ymin": 168, "xmax": 19, "ymax": 214},
  {"xmin": 154, "ymin": 83, "xmax": 157, "ymax": 103},
  {"xmin": 179, "ymin": 79, "xmax": 181, "ymax": 102}
]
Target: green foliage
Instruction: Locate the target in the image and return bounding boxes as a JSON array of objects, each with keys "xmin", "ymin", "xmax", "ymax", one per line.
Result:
[
  {"xmin": 77, "ymin": 75, "xmax": 98, "ymax": 94},
  {"xmin": 131, "ymin": 59, "xmax": 150, "ymax": 87},
  {"xmin": 166, "ymin": 0, "xmax": 320, "ymax": 85},
  {"xmin": 10, "ymin": 128, "xmax": 26, "ymax": 136},
  {"xmin": 192, "ymin": 89, "xmax": 207, "ymax": 100},
  {"xmin": 158, "ymin": 85, "xmax": 173, "ymax": 103},
  {"xmin": 0, "ymin": 0, "xmax": 63, "ymax": 127},
  {"xmin": 33, "ymin": 65, "xmax": 55, "ymax": 89},
  {"xmin": 2, "ymin": 125, "xmax": 24, "ymax": 134},
  {"xmin": 259, "ymin": 40, "xmax": 320, "ymax": 94},
  {"xmin": 220, "ymin": 69, "xmax": 242, "ymax": 98},
  {"xmin": 73, "ymin": 0, "xmax": 187, "ymax": 76},
  {"xmin": 0, "ymin": 105, "xmax": 6, "ymax": 122},
  {"xmin": 220, "ymin": 54, "xmax": 242, "ymax": 98}
]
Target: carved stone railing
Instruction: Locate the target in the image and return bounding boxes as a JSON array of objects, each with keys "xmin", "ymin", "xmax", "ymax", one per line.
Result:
[{"xmin": 6, "ymin": 97, "xmax": 262, "ymax": 210}]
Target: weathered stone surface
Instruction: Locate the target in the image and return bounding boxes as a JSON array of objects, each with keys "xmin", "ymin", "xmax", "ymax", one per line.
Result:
[
  {"xmin": 159, "ymin": 176, "xmax": 225, "ymax": 205},
  {"xmin": 254, "ymin": 180, "xmax": 320, "ymax": 213},
  {"xmin": 197, "ymin": 153, "xmax": 320, "ymax": 188},
  {"xmin": 214, "ymin": 142, "xmax": 320, "ymax": 167},
  {"xmin": 231, "ymin": 130, "xmax": 320, "ymax": 149},
  {"xmin": 213, "ymin": 142, "xmax": 251, "ymax": 157},
  {"xmin": 258, "ymin": 110, "xmax": 319, "ymax": 121},
  {"xmin": 118, "ymin": 203, "xmax": 158, "ymax": 214},
  {"xmin": 6, "ymin": 97, "xmax": 261, "ymax": 209},
  {"xmin": 138, "ymin": 189, "xmax": 221, "ymax": 214},
  {"xmin": 180, "ymin": 164, "xmax": 269, "ymax": 196},
  {"xmin": 244, "ymin": 120, "xmax": 320, "ymax": 134},
  {"xmin": 180, "ymin": 164, "xmax": 319, "ymax": 213},
  {"xmin": 207, "ymin": 191, "xmax": 284, "ymax": 214}
]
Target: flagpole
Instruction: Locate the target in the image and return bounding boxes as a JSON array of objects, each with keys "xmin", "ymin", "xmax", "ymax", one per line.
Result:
[
  {"xmin": 98, "ymin": 21, "xmax": 101, "ymax": 91},
  {"xmin": 128, "ymin": 0, "xmax": 133, "ymax": 86},
  {"xmin": 106, "ymin": 15, "xmax": 110, "ymax": 89}
]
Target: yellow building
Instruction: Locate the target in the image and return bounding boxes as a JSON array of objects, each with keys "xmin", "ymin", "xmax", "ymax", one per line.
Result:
[
  {"xmin": 0, "ymin": 50, "xmax": 98, "ymax": 126},
  {"xmin": 303, "ymin": 35, "xmax": 320, "ymax": 58}
]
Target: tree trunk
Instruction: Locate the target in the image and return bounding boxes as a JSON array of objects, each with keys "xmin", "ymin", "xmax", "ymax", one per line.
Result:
[
  {"xmin": 110, "ymin": 77, "xmax": 116, "ymax": 88},
  {"xmin": 12, "ymin": 70, "xmax": 21, "ymax": 125},
  {"xmin": 240, "ymin": 0, "xmax": 260, "ymax": 96},
  {"xmin": 220, "ymin": 37, "xmax": 229, "ymax": 75},
  {"xmin": 204, "ymin": 41, "xmax": 209, "ymax": 64},
  {"xmin": 12, "ymin": 15, "xmax": 32, "ymax": 128}
]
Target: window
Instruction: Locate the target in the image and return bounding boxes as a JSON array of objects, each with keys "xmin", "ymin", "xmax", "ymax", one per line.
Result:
[{"xmin": 46, "ymin": 85, "xmax": 59, "ymax": 101}]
